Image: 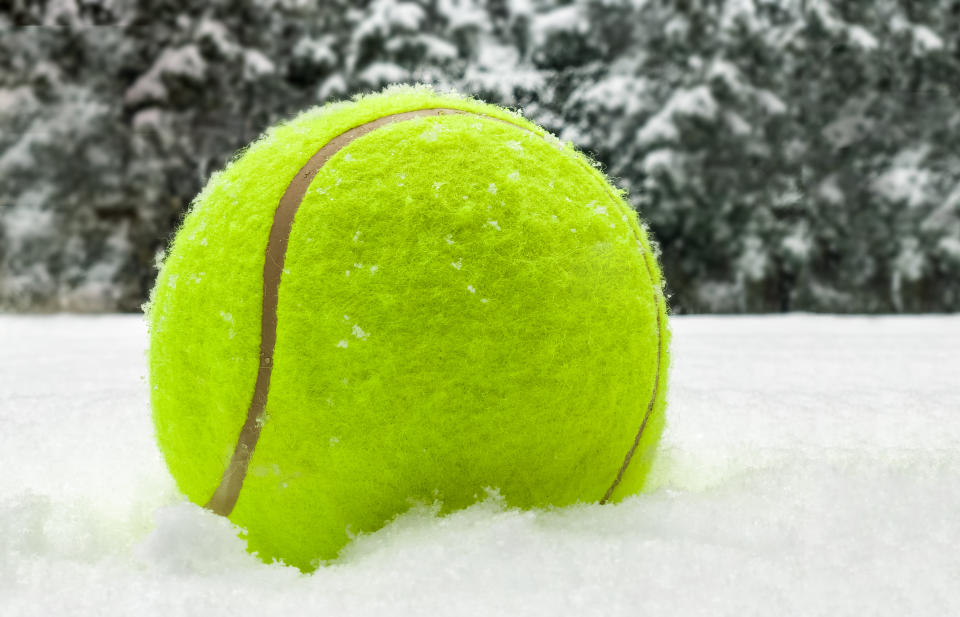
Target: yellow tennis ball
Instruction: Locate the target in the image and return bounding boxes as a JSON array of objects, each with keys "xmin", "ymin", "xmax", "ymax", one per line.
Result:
[{"xmin": 147, "ymin": 85, "xmax": 670, "ymax": 571}]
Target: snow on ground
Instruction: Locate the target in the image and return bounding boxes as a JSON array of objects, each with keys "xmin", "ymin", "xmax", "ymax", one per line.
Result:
[{"xmin": 1, "ymin": 314, "xmax": 958, "ymax": 615}]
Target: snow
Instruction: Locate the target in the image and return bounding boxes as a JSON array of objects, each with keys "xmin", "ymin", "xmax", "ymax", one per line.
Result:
[
  {"xmin": 912, "ymin": 25, "xmax": 944, "ymax": 54},
  {"xmin": 937, "ymin": 236, "xmax": 960, "ymax": 262},
  {"xmin": 293, "ymin": 36, "xmax": 337, "ymax": 68},
  {"xmin": 708, "ymin": 58, "xmax": 744, "ymax": 92},
  {"xmin": 462, "ymin": 39, "xmax": 545, "ymax": 104},
  {"xmin": 357, "ymin": 62, "xmax": 410, "ymax": 87},
  {"xmin": 124, "ymin": 46, "xmax": 206, "ymax": 105},
  {"xmin": 40, "ymin": 0, "xmax": 79, "ymax": 27},
  {"xmin": 780, "ymin": 228, "xmax": 811, "ymax": 261},
  {"xmin": 2, "ymin": 314, "xmax": 959, "ymax": 615},
  {"xmin": 816, "ymin": 175, "xmax": 844, "ymax": 205},
  {"xmin": 724, "ymin": 110, "xmax": 751, "ymax": 136},
  {"xmin": 872, "ymin": 166, "xmax": 932, "ymax": 208},
  {"xmin": 0, "ymin": 86, "xmax": 37, "ymax": 118},
  {"xmin": 823, "ymin": 114, "xmax": 868, "ymax": 150},
  {"xmin": 317, "ymin": 74, "xmax": 348, "ymax": 100},
  {"xmin": 437, "ymin": 0, "xmax": 489, "ymax": 31},
  {"xmin": 847, "ymin": 24, "xmax": 879, "ymax": 51},
  {"xmin": 418, "ymin": 34, "xmax": 459, "ymax": 62},
  {"xmin": 531, "ymin": 5, "xmax": 587, "ymax": 47},
  {"xmin": 353, "ymin": 0, "xmax": 425, "ymax": 39},
  {"xmin": 808, "ymin": 0, "xmax": 844, "ymax": 35},
  {"xmin": 637, "ymin": 86, "xmax": 718, "ymax": 146},
  {"xmin": 664, "ymin": 14, "xmax": 690, "ymax": 41},
  {"xmin": 2, "ymin": 191, "xmax": 55, "ymax": 242},
  {"xmin": 893, "ymin": 237, "xmax": 925, "ymax": 283},
  {"xmin": 641, "ymin": 149, "xmax": 683, "ymax": 182},
  {"xmin": 569, "ymin": 75, "xmax": 653, "ymax": 116},
  {"xmin": 754, "ymin": 88, "xmax": 787, "ymax": 115},
  {"xmin": 1, "ymin": 88, "xmax": 108, "ymax": 175},
  {"xmin": 197, "ymin": 19, "xmax": 239, "ymax": 58},
  {"xmin": 243, "ymin": 49, "xmax": 276, "ymax": 80},
  {"xmin": 720, "ymin": 0, "xmax": 758, "ymax": 33}
]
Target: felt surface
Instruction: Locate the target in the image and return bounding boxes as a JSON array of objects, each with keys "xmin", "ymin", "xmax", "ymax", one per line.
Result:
[{"xmin": 147, "ymin": 86, "xmax": 669, "ymax": 570}]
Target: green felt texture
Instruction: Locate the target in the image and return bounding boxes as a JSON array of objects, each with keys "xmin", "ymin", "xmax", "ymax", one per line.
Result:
[{"xmin": 147, "ymin": 85, "xmax": 670, "ymax": 572}]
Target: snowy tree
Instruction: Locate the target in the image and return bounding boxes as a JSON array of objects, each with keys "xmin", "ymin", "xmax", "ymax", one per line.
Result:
[{"xmin": 2, "ymin": 0, "xmax": 959, "ymax": 312}]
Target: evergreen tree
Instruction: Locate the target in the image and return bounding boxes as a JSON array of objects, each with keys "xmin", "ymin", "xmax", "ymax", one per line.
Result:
[{"xmin": 1, "ymin": 0, "xmax": 959, "ymax": 312}]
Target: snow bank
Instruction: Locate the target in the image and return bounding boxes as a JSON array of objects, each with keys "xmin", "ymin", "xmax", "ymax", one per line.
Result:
[{"xmin": 1, "ymin": 315, "xmax": 958, "ymax": 615}]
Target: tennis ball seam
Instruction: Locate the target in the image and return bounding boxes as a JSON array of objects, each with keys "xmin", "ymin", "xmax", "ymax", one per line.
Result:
[
  {"xmin": 575, "ymin": 163, "xmax": 666, "ymax": 505},
  {"xmin": 203, "ymin": 107, "xmax": 664, "ymax": 517}
]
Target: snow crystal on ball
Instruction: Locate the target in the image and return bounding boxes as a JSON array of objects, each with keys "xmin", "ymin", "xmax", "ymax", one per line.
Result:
[{"xmin": 351, "ymin": 324, "xmax": 369, "ymax": 340}]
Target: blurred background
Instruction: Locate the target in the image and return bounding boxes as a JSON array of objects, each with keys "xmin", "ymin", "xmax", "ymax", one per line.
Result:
[{"xmin": 2, "ymin": 0, "xmax": 959, "ymax": 314}]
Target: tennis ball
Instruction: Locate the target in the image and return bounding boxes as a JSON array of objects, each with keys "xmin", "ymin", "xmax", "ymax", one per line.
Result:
[{"xmin": 147, "ymin": 85, "xmax": 669, "ymax": 571}]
